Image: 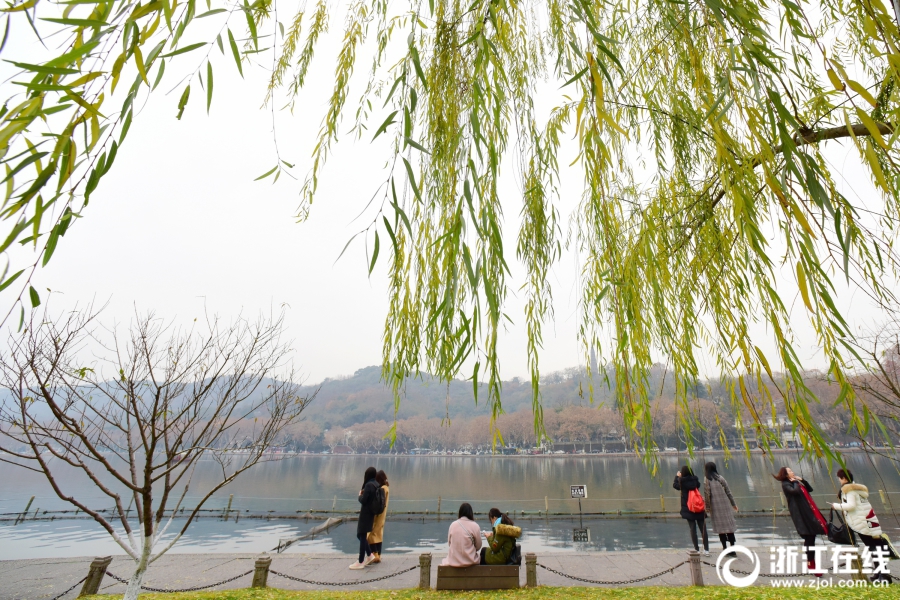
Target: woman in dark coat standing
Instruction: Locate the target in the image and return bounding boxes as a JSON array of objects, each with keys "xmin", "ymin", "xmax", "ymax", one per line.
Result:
[
  {"xmin": 774, "ymin": 466, "xmax": 826, "ymax": 575},
  {"xmin": 674, "ymin": 465, "xmax": 709, "ymax": 556},
  {"xmin": 350, "ymin": 466, "xmax": 379, "ymax": 570}
]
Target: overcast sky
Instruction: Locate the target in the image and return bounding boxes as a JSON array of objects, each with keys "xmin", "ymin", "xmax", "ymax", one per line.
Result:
[{"xmin": 0, "ymin": 6, "xmax": 892, "ymax": 385}]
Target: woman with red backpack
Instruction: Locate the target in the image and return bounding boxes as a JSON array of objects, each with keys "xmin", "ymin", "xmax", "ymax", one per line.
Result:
[{"xmin": 674, "ymin": 465, "xmax": 710, "ymax": 556}]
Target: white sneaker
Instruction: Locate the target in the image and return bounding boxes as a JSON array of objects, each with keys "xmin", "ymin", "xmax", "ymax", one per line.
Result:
[
  {"xmin": 363, "ymin": 554, "xmax": 376, "ymax": 566},
  {"xmin": 349, "ymin": 561, "xmax": 366, "ymax": 570},
  {"xmin": 704, "ymin": 550, "xmax": 711, "ymax": 557}
]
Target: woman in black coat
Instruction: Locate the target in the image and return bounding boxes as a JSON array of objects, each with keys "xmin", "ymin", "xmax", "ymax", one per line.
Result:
[
  {"xmin": 673, "ymin": 465, "xmax": 709, "ymax": 555},
  {"xmin": 774, "ymin": 466, "xmax": 826, "ymax": 575},
  {"xmin": 350, "ymin": 466, "xmax": 379, "ymax": 570}
]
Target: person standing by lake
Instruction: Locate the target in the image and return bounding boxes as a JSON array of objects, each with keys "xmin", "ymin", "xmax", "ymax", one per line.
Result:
[
  {"xmin": 441, "ymin": 503, "xmax": 482, "ymax": 567},
  {"xmin": 674, "ymin": 466, "xmax": 710, "ymax": 556},
  {"xmin": 350, "ymin": 466, "xmax": 379, "ymax": 570},
  {"xmin": 830, "ymin": 468, "xmax": 896, "ymax": 584},
  {"xmin": 481, "ymin": 508, "xmax": 521, "ymax": 565},
  {"xmin": 704, "ymin": 461, "xmax": 739, "ymax": 553},
  {"xmin": 774, "ymin": 466, "xmax": 827, "ymax": 576},
  {"xmin": 367, "ymin": 470, "xmax": 390, "ymax": 564}
]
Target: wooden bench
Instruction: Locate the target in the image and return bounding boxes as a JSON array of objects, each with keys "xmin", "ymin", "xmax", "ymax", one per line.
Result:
[{"xmin": 435, "ymin": 564, "xmax": 520, "ymax": 590}]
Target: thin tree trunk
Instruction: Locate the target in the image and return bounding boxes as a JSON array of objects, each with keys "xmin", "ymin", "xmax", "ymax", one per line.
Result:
[{"xmin": 124, "ymin": 536, "xmax": 151, "ymax": 600}]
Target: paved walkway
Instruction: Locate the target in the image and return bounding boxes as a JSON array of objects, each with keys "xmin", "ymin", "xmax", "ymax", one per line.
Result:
[{"xmin": 1, "ymin": 550, "xmax": 864, "ymax": 599}]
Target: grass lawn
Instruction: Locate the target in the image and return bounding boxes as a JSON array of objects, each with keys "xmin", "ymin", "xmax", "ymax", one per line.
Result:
[{"xmin": 83, "ymin": 585, "xmax": 896, "ymax": 600}]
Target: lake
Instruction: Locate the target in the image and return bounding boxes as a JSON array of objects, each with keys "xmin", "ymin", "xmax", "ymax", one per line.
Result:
[{"xmin": 2, "ymin": 452, "xmax": 898, "ymax": 559}]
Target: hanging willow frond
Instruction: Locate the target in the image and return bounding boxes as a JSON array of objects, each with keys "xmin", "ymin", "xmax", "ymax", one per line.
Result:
[{"xmin": 2, "ymin": 0, "xmax": 900, "ymax": 464}]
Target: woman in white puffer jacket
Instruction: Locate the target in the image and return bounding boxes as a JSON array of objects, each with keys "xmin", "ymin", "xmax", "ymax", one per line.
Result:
[{"xmin": 830, "ymin": 468, "xmax": 895, "ymax": 584}]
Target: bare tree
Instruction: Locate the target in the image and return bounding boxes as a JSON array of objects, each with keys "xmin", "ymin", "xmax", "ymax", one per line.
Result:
[
  {"xmin": 324, "ymin": 426, "xmax": 346, "ymax": 452},
  {"xmin": 846, "ymin": 321, "xmax": 900, "ymax": 447},
  {"xmin": 288, "ymin": 420, "xmax": 322, "ymax": 452},
  {"xmin": 0, "ymin": 306, "xmax": 315, "ymax": 600}
]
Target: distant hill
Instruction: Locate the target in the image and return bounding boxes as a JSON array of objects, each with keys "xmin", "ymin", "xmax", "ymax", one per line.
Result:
[{"xmin": 296, "ymin": 365, "xmax": 626, "ymax": 429}]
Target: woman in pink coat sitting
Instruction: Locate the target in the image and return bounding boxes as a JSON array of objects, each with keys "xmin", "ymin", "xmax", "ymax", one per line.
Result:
[{"xmin": 441, "ymin": 503, "xmax": 482, "ymax": 566}]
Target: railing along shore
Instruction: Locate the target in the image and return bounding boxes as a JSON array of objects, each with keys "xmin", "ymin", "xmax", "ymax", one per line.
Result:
[{"xmin": 3, "ymin": 489, "xmax": 898, "ymax": 522}]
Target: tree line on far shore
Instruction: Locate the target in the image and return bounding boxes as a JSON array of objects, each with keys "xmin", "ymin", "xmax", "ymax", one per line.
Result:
[{"xmin": 283, "ymin": 359, "xmax": 900, "ymax": 454}]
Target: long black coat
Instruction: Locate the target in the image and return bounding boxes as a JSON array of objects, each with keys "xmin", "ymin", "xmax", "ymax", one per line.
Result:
[
  {"xmin": 783, "ymin": 478, "xmax": 824, "ymax": 537},
  {"xmin": 673, "ymin": 474, "xmax": 706, "ymax": 521},
  {"xmin": 357, "ymin": 479, "xmax": 379, "ymax": 536}
]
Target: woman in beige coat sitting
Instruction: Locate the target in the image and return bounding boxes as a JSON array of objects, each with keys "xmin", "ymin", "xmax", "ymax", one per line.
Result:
[
  {"xmin": 441, "ymin": 503, "xmax": 482, "ymax": 567},
  {"xmin": 367, "ymin": 470, "xmax": 390, "ymax": 563}
]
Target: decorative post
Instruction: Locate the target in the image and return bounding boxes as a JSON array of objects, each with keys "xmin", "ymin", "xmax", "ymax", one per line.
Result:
[
  {"xmin": 15, "ymin": 496, "xmax": 34, "ymax": 525},
  {"xmin": 660, "ymin": 495, "xmax": 665, "ymax": 512},
  {"xmin": 437, "ymin": 496, "xmax": 441, "ymax": 521},
  {"xmin": 525, "ymin": 553, "xmax": 537, "ymax": 588},
  {"xmin": 78, "ymin": 556, "xmax": 112, "ymax": 597},
  {"xmin": 252, "ymin": 555, "xmax": 272, "ymax": 588},
  {"xmin": 419, "ymin": 553, "xmax": 432, "ymax": 589},
  {"xmin": 688, "ymin": 550, "xmax": 704, "ymax": 586}
]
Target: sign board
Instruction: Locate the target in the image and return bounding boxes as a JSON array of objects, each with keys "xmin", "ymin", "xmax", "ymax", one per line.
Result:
[
  {"xmin": 570, "ymin": 484, "xmax": 588, "ymax": 499},
  {"xmin": 573, "ymin": 528, "xmax": 591, "ymax": 543}
]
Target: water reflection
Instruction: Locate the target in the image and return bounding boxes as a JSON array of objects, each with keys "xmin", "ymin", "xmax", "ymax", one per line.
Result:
[
  {"xmin": 1, "ymin": 452, "xmax": 897, "ymax": 559},
  {"xmin": 0, "ymin": 515, "xmax": 825, "ymax": 559}
]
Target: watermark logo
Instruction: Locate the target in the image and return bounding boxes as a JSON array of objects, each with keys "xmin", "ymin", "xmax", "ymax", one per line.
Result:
[{"xmin": 716, "ymin": 545, "xmax": 760, "ymax": 587}]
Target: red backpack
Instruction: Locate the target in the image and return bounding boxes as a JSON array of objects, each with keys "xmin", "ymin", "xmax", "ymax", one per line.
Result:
[{"xmin": 687, "ymin": 489, "xmax": 706, "ymax": 513}]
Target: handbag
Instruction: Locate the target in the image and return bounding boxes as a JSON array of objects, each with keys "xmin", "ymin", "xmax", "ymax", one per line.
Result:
[
  {"xmin": 827, "ymin": 508, "xmax": 852, "ymax": 545},
  {"xmin": 508, "ymin": 543, "xmax": 522, "ymax": 566}
]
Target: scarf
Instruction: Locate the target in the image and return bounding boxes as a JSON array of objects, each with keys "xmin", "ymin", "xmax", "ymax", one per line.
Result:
[{"xmin": 799, "ymin": 483, "xmax": 828, "ymax": 535}]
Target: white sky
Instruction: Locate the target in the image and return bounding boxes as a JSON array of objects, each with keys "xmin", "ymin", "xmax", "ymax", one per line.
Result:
[{"xmin": 0, "ymin": 4, "xmax": 895, "ymax": 385}]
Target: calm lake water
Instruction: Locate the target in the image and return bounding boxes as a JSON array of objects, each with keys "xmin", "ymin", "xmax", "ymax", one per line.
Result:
[{"xmin": 2, "ymin": 453, "xmax": 898, "ymax": 559}]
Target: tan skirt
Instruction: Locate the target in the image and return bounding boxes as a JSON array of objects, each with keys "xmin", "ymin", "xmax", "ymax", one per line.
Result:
[{"xmin": 367, "ymin": 485, "xmax": 389, "ymax": 544}]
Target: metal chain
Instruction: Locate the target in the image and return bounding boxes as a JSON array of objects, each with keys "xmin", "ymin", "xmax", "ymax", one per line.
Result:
[
  {"xmin": 104, "ymin": 569, "xmax": 254, "ymax": 593},
  {"xmin": 269, "ymin": 565, "xmax": 418, "ymax": 586},
  {"xmin": 47, "ymin": 577, "xmax": 86, "ymax": 600},
  {"xmin": 537, "ymin": 561, "xmax": 689, "ymax": 585},
  {"xmin": 700, "ymin": 560, "xmax": 810, "ymax": 578}
]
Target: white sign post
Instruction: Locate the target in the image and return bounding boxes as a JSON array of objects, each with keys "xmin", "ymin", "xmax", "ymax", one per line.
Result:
[{"xmin": 570, "ymin": 485, "xmax": 587, "ymax": 526}]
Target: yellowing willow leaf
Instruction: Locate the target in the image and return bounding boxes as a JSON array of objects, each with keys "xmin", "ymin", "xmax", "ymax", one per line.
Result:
[
  {"xmin": 856, "ymin": 107, "xmax": 888, "ymax": 148},
  {"xmin": 863, "ymin": 138, "xmax": 890, "ymax": 192},
  {"xmin": 206, "ymin": 61, "xmax": 213, "ymax": 113},
  {"xmin": 846, "ymin": 80, "xmax": 877, "ymax": 107},
  {"xmin": 227, "ymin": 29, "xmax": 243, "ymax": 77},
  {"xmin": 176, "ymin": 84, "xmax": 190, "ymax": 120},
  {"xmin": 134, "ymin": 45, "xmax": 149, "ymax": 85},
  {"xmin": 796, "ymin": 261, "xmax": 813, "ymax": 311}
]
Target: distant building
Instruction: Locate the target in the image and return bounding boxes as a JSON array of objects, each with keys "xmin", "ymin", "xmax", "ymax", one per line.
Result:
[{"xmin": 332, "ymin": 445, "xmax": 354, "ymax": 454}]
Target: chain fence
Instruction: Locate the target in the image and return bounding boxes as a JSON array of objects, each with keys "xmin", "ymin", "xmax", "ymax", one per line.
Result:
[
  {"xmin": 104, "ymin": 569, "xmax": 254, "ymax": 592},
  {"xmin": 268, "ymin": 565, "xmax": 418, "ymax": 586},
  {"xmin": 700, "ymin": 560, "xmax": 809, "ymax": 577},
  {"xmin": 537, "ymin": 560, "xmax": 689, "ymax": 585},
  {"xmin": 47, "ymin": 576, "xmax": 86, "ymax": 600}
]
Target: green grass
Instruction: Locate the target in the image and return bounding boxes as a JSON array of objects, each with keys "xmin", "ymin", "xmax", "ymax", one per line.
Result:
[{"xmin": 83, "ymin": 585, "xmax": 896, "ymax": 600}]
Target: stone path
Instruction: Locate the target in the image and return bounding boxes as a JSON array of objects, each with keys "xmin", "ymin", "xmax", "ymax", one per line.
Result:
[{"xmin": 0, "ymin": 549, "xmax": 865, "ymax": 599}]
